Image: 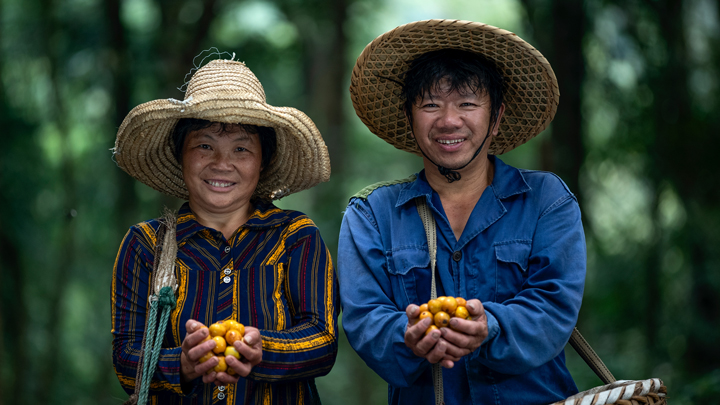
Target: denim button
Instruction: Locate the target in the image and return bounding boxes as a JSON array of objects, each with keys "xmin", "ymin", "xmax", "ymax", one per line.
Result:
[{"xmin": 452, "ymin": 251, "xmax": 462, "ymax": 262}]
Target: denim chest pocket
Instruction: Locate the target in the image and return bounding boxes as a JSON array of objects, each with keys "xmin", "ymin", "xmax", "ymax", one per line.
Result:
[
  {"xmin": 387, "ymin": 247, "xmax": 428, "ymax": 309},
  {"xmin": 494, "ymin": 241, "xmax": 531, "ymax": 303}
]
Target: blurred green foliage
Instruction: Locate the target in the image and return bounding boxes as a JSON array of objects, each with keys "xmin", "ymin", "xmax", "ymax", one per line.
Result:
[{"xmin": 1, "ymin": 0, "xmax": 719, "ymax": 404}]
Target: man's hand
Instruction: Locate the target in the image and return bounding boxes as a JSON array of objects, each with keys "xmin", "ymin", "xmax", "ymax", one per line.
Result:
[
  {"xmin": 404, "ymin": 304, "xmax": 460, "ymax": 368},
  {"xmin": 440, "ymin": 299, "xmax": 489, "ymax": 366}
]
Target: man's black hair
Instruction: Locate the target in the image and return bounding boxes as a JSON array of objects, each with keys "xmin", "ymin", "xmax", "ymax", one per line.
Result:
[
  {"xmin": 171, "ymin": 118, "xmax": 277, "ymax": 170},
  {"xmin": 402, "ymin": 48, "xmax": 504, "ymax": 130}
]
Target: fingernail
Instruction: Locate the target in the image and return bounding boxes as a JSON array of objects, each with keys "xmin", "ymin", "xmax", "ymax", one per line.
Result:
[
  {"xmin": 468, "ymin": 303, "xmax": 475, "ymax": 311},
  {"xmin": 244, "ymin": 336, "xmax": 253, "ymax": 345},
  {"xmin": 431, "ymin": 331, "xmax": 440, "ymax": 339}
]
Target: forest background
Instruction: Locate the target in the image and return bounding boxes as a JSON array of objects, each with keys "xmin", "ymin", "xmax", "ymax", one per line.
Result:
[{"xmin": 1, "ymin": 0, "xmax": 719, "ymax": 403}]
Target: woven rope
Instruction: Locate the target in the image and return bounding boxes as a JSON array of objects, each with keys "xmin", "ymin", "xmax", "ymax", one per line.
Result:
[
  {"xmin": 549, "ymin": 379, "xmax": 667, "ymax": 405},
  {"xmin": 114, "ymin": 59, "xmax": 330, "ymax": 200},
  {"xmin": 349, "ymin": 19, "xmax": 560, "ymax": 156},
  {"xmin": 416, "ymin": 198, "xmax": 444, "ymax": 405}
]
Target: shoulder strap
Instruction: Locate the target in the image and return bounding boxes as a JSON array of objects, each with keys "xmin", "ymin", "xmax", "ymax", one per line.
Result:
[
  {"xmin": 416, "ymin": 197, "xmax": 444, "ymax": 405},
  {"xmin": 414, "ymin": 197, "xmax": 617, "ymax": 390}
]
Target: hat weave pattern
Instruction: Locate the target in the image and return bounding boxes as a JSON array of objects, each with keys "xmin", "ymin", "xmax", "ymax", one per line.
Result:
[
  {"xmin": 350, "ymin": 19, "xmax": 560, "ymax": 155},
  {"xmin": 114, "ymin": 60, "xmax": 330, "ymax": 200}
]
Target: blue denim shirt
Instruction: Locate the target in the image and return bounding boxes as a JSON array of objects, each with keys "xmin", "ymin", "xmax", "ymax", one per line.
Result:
[{"xmin": 337, "ymin": 156, "xmax": 586, "ymax": 405}]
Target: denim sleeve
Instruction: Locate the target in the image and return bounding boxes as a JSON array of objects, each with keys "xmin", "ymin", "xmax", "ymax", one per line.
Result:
[
  {"xmin": 473, "ymin": 195, "xmax": 586, "ymax": 375},
  {"xmin": 337, "ymin": 200, "xmax": 429, "ymax": 388}
]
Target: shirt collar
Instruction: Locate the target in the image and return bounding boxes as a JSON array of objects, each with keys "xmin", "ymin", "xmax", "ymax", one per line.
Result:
[
  {"xmin": 176, "ymin": 200, "xmax": 293, "ymax": 242},
  {"xmin": 395, "ymin": 155, "xmax": 531, "ymax": 208}
]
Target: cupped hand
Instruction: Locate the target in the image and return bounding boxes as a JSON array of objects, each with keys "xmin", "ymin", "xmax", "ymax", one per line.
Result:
[
  {"xmin": 212, "ymin": 327, "xmax": 263, "ymax": 385},
  {"xmin": 404, "ymin": 304, "xmax": 456, "ymax": 368},
  {"xmin": 440, "ymin": 299, "xmax": 488, "ymax": 360},
  {"xmin": 180, "ymin": 319, "xmax": 219, "ymax": 384}
]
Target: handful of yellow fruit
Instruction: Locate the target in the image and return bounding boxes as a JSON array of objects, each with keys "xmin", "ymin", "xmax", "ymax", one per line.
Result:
[
  {"xmin": 410, "ymin": 296, "xmax": 471, "ymax": 336},
  {"xmin": 196, "ymin": 320, "xmax": 245, "ymax": 375}
]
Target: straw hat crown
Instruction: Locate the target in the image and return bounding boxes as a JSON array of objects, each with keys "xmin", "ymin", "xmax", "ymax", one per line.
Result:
[
  {"xmin": 185, "ymin": 60, "xmax": 266, "ymax": 102},
  {"xmin": 114, "ymin": 59, "xmax": 330, "ymax": 201}
]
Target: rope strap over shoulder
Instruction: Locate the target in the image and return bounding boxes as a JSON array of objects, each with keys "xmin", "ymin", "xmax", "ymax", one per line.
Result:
[
  {"xmin": 416, "ymin": 197, "xmax": 444, "ymax": 405},
  {"xmin": 125, "ymin": 209, "xmax": 179, "ymax": 405}
]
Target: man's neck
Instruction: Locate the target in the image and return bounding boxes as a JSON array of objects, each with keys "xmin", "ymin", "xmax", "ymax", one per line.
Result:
[{"xmin": 424, "ymin": 155, "xmax": 494, "ymax": 240}]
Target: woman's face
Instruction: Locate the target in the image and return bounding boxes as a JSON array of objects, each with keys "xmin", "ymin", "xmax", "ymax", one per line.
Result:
[{"xmin": 181, "ymin": 123, "xmax": 262, "ymax": 215}]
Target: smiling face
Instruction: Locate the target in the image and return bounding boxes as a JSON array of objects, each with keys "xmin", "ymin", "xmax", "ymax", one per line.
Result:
[
  {"xmin": 181, "ymin": 123, "xmax": 263, "ymax": 216},
  {"xmin": 410, "ymin": 79, "xmax": 505, "ymax": 173}
]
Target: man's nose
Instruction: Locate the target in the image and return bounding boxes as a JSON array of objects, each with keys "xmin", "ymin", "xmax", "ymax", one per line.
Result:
[{"xmin": 437, "ymin": 107, "xmax": 463, "ymax": 128}]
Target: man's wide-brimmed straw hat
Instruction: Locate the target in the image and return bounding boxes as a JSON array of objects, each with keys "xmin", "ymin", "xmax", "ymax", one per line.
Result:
[
  {"xmin": 349, "ymin": 19, "xmax": 560, "ymax": 155},
  {"xmin": 114, "ymin": 59, "xmax": 330, "ymax": 200}
]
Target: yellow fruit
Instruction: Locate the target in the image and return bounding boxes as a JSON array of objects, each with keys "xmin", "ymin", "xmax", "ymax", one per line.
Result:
[
  {"xmin": 441, "ymin": 297, "xmax": 458, "ymax": 315},
  {"xmin": 455, "ymin": 297, "xmax": 467, "ymax": 307},
  {"xmin": 434, "ymin": 311, "xmax": 450, "ymax": 328},
  {"xmin": 425, "ymin": 324, "xmax": 439, "ymax": 336},
  {"xmin": 224, "ymin": 346, "xmax": 241, "ymax": 360},
  {"xmin": 454, "ymin": 306, "xmax": 470, "ymax": 320},
  {"xmin": 427, "ymin": 299, "xmax": 442, "ymax": 314},
  {"xmin": 419, "ymin": 311, "xmax": 433, "ymax": 322},
  {"xmin": 209, "ymin": 322, "xmax": 227, "ymax": 337},
  {"xmin": 418, "ymin": 303, "xmax": 429, "ymax": 313},
  {"xmin": 227, "ymin": 367, "xmax": 237, "ymax": 375},
  {"xmin": 212, "ymin": 336, "xmax": 227, "ymax": 354},
  {"xmin": 198, "ymin": 351, "xmax": 214, "ymax": 363},
  {"xmin": 224, "ymin": 320, "xmax": 242, "ymax": 331},
  {"xmin": 213, "ymin": 356, "xmax": 227, "ymax": 373},
  {"xmin": 225, "ymin": 329, "xmax": 243, "ymax": 345}
]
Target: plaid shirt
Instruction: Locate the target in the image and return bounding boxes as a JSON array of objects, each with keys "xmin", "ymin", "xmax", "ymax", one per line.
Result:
[{"xmin": 112, "ymin": 202, "xmax": 338, "ymax": 404}]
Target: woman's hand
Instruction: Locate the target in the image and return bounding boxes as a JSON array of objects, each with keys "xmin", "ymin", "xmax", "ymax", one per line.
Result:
[
  {"xmin": 180, "ymin": 319, "xmax": 220, "ymax": 384},
  {"xmin": 211, "ymin": 327, "xmax": 263, "ymax": 385}
]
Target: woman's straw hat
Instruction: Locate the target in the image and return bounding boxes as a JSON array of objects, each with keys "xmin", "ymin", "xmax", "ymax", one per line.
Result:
[
  {"xmin": 113, "ymin": 59, "xmax": 330, "ymax": 200},
  {"xmin": 349, "ymin": 19, "xmax": 560, "ymax": 155}
]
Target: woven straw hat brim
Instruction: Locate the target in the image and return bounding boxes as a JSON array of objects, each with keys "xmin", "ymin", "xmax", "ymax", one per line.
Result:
[
  {"xmin": 349, "ymin": 19, "xmax": 560, "ymax": 155},
  {"xmin": 114, "ymin": 92, "xmax": 330, "ymax": 201}
]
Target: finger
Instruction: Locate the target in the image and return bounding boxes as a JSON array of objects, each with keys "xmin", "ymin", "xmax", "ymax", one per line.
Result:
[
  {"xmin": 406, "ymin": 304, "xmax": 420, "ymax": 319},
  {"xmin": 226, "ymin": 355, "xmax": 253, "ymax": 377},
  {"xmin": 466, "ymin": 299, "xmax": 486, "ymax": 319},
  {"xmin": 185, "ymin": 319, "xmax": 204, "ymax": 334},
  {"xmin": 195, "ymin": 355, "xmax": 219, "ymax": 376},
  {"xmin": 187, "ymin": 339, "xmax": 216, "ymax": 362},
  {"xmin": 181, "ymin": 325, "xmax": 210, "ymax": 354},
  {"xmin": 425, "ymin": 338, "xmax": 448, "ymax": 364},
  {"xmin": 236, "ymin": 330, "xmax": 262, "ymax": 363},
  {"xmin": 214, "ymin": 372, "xmax": 240, "ymax": 385},
  {"xmin": 442, "ymin": 322, "xmax": 473, "ymax": 346},
  {"xmin": 404, "ymin": 318, "xmax": 432, "ymax": 349},
  {"xmin": 202, "ymin": 370, "xmax": 217, "ymax": 384},
  {"xmin": 441, "ymin": 359, "xmax": 455, "ymax": 369}
]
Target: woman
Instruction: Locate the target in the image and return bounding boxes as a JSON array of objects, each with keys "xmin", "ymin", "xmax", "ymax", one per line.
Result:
[{"xmin": 111, "ymin": 59, "xmax": 337, "ymax": 404}]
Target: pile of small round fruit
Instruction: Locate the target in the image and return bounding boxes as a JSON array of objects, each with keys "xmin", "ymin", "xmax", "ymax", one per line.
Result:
[
  {"xmin": 197, "ymin": 320, "xmax": 245, "ymax": 374},
  {"xmin": 410, "ymin": 296, "xmax": 471, "ymax": 335}
]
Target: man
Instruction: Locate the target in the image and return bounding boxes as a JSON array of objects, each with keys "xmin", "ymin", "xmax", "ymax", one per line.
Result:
[{"xmin": 338, "ymin": 20, "xmax": 586, "ymax": 404}]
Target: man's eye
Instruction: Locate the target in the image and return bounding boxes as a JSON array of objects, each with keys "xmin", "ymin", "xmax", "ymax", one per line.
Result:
[
  {"xmin": 199, "ymin": 144, "xmax": 211, "ymax": 149},
  {"xmin": 236, "ymin": 147, "xmax": 247, "ymax": 152}
]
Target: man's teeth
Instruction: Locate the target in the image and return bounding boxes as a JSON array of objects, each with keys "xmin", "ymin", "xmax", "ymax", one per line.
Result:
[
  {"xmin": 438, "ymin": 139, "xmax": 464, "ymax": 145},
  {"xmin": 208, "ymin": 181, "xmax": 233, "ymax": 187}
]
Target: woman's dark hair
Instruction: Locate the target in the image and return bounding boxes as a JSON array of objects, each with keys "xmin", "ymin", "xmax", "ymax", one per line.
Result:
[
  {"xmin": 171, "ymin": 118, "xmax": 277, "ymax": 170},
  {"xmin": 402, "ymin": 48, "xmax": 505, "ymax": 129}
]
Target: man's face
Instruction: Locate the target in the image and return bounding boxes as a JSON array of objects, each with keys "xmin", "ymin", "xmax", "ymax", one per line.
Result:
[{"xmin": 410, "ymin": 79, "xmax": 504, "ymax": 171}]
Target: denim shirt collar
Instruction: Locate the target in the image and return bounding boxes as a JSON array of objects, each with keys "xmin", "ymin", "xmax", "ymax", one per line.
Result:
[
  {"xmin": 394, "ymin": 156, "xmax": 532, "ymax": 247},
  {"xmin": 395, "ymin": 155, "xmax": 531, "ymax": 207}
]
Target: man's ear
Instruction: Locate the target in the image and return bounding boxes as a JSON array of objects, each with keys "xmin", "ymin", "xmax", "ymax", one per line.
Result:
[{"xmin": 491, "ymin": 103, "xmax": 506, "ymax": 137}]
